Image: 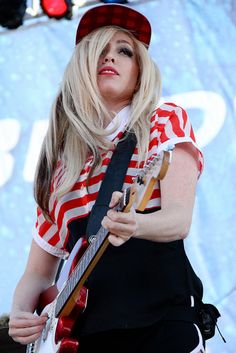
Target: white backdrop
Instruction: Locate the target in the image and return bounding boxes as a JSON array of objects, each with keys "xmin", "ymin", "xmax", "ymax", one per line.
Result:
[{"xmin": 0, "ymin": 1, "xmax": 236, "ymax": 352}]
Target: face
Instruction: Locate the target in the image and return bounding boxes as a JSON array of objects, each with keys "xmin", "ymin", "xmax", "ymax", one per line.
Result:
[{"xmin": 97, "ymin": 31, "xmax": 139, "ymax": 108}]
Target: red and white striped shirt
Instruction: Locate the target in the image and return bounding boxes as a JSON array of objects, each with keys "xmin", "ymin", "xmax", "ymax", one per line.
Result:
[{"xmin": 33, "ymin": 102, "xmax": 203, "ymax": 258}]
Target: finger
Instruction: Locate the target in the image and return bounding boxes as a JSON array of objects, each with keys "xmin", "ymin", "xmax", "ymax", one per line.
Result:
[
  {"xmin": 102, "ymin": 214, "xmax": 137, "ymax": 237},
  {"xmin": 41, "ymin": 312, "xmax": 49, "ymax": 318},
  {"xmin": 9, "ymin": 322, "xmax": 45, "ymax": 338},
  {"xmin": 10, "ymin": 311, "xmax": 47, "ymax": 321},
  {"xmin": 106, "ymin": 209, "xmax": 134, "ymax": 224},
  {"xmin": 9, "ymin": 315, "xmax": 48, "ymax": 329},
  {"xmin": 108, "ymin": 234, "xmax": 127, "ymax": 247},
  {"xmin": 109, "ymin": 191, "xmax": 123, "ymax": 208},
  {"xmin": 10, "ymin": 331, "xmax": 43, "ymax": 345}
]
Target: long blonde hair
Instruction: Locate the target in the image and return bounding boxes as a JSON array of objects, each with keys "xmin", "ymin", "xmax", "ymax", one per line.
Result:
[{"xmin": 34, "ymin": 26, "xmax": 162, "ymax": 217}]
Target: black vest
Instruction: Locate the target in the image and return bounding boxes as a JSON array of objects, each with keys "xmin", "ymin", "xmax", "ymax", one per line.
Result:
[{"xmin": 67, "ymin": 212, "xmax": 203, "ymax": 336}]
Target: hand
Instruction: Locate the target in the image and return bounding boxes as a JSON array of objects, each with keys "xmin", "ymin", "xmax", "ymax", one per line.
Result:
[
  {"xmin": 8, "ymin": 311, "xmax": 48, "ymax": 345},
  {"xmin": 101, "ymin": 191, "xmax": 138, "ymax": 246}
]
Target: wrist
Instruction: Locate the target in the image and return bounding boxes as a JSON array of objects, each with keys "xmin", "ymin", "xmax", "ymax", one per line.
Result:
[{"xmin": 134, "ymin": 212, "xmax": 145, "ymax": 238}]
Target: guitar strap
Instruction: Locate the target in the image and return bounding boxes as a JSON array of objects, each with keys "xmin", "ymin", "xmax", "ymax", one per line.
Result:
[
  {"xmin": 55, "ymin": 131, "xmax": 137, "ymax": 283},
  {"xmin": 86, "ymin": 131, "xmax": 137, "ymax": 238}
]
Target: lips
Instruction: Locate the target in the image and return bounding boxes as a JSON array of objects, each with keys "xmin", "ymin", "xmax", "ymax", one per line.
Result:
[{"xmin": 98, "ymin": 66, "xmax": 119, "ymax": 75}]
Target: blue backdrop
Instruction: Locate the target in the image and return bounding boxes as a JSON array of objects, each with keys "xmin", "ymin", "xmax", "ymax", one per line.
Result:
[{"xmin": 0, "ymin": 1, "xmax": 235, "ymax": 352}]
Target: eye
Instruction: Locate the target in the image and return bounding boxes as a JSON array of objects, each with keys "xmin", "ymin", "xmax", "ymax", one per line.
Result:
[
  {"xmin": 100, "ymin": 45, "xmax": 109, "ymax": 57},
  {"xmin": 118, "ymin": 47, "xmax": 134, "ymax": 58}
]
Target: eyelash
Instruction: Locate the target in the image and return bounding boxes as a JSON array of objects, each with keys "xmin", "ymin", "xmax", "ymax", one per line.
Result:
[
  {"xmin": 100, "ymin": 47, "xmax": 134, "ymax": 58},
  {"xmin": 118, "ymin": 47, "xmax": 134, "ymax": 57}
]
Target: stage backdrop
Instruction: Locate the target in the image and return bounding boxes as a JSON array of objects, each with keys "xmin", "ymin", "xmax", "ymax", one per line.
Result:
[{"xmin": 0, "ymin": 1, "xmax": 235, "ymax": 352}]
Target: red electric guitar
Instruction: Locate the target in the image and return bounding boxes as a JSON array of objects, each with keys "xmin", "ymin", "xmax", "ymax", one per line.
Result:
[{"xmin": 26, "ymin": 149, "xmax": 172, "ymax": 353}]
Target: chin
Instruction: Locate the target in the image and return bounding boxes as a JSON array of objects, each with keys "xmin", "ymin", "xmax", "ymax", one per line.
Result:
[{"xmin": 101, "ymin": 89, "xmax": 119, "ymax": 99}]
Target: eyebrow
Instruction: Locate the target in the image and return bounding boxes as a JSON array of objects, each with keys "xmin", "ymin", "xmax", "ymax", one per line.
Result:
[{"xmin": 116, "ymin": 39, "xmax": 134, "ymax": 47}]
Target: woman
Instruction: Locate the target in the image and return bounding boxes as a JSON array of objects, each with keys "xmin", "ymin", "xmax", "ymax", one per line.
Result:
[{"xmin": 9, "ymin": 4, "xmax": 205, "ymax": 353}]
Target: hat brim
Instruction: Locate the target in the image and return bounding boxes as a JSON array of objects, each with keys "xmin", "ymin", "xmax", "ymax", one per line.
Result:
[{"xmin": 75, "ymin": 4, "xmax": 151, "ymax": 47}]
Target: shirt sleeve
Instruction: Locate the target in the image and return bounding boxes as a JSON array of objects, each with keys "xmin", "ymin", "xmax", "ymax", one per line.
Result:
[
  {"xmin": 153, "ymin": 102, "xmax": 204, "ymax": 176},
  {"xmin": 33, "ymin": 163, "xmax": 69, "ymax": 259},
  {"xmin": 33, "ymin": 206, "xmax": 69, "ymax": 259}
]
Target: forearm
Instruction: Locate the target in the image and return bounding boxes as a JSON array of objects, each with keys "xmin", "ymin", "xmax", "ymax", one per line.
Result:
[
  {"xmin": 9, "ymin": 271, "xmax": 52, "ymax": 344},
  {"xmin": 135, "ymin": 203, "xmax": 193, "ymax": 242},
  {"xmin": 10, "ymin": 239, "xmax": 60, "ymax": 315},
  {"xmin": 9, "ymin": 237, "xmax": 60, "ymax": 343},
  {"xmin": 102, "ymin": 143, "xmax": 199, "ymax": 247},
  {"xmin": 11, "ymin": 272, "xmax": 53, "ymax": 315},
  {"xmin": 134, "ymin": 143, "xmax": 198, "ymax": 243}
]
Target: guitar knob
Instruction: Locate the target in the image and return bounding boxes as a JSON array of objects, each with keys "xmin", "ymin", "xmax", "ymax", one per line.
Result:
[
  {"xmin": 55, "ymin": 316, "xmax": 73, "ymax": 342},
  {"xmin": 58, "ymin": 337, "xmax": 79, "ymax": 353}
]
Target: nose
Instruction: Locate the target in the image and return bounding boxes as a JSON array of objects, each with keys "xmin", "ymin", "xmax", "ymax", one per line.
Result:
[{"xmin": 104, "ymin": 56, "xmax": 115, "ymax": 63}]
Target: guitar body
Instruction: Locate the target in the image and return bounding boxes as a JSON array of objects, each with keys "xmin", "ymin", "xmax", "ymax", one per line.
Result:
[
  {"xmin": 27, "ymin": 285, "xmax": 88, "ymax": 353},
  {"xmin": 26, "ymin": 301, "xmax": 61, "ymax": 353}
]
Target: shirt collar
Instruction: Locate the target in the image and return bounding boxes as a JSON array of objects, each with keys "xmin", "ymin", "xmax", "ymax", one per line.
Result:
[{"xmin": 105, "ymin": 105, "xmax": 131, "ymax": 141}]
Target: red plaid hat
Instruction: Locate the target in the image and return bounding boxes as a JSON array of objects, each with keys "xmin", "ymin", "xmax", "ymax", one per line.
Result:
[{"xmin": 75, "ymin": 4, "xmax": 151, "ymax": 47}]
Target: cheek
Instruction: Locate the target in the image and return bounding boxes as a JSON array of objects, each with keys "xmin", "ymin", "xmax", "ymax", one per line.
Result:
[
  {"xmin": 128, "ymin": 64, "xmax": 139, "ymax": 89},
  {"xmin": 133, "ymin": 64, "xmax": 139, "ymax": 81},
  {"xmin": 128, "ymin": 60, "xmax": 139, "ymax": 77},
  {"xmin": 97, "ymin": 56, "xmax": 101, "ymax": 69},
  {"xmin": 97, "ymin": 57, "xmax": 103, "ymax": 73}
]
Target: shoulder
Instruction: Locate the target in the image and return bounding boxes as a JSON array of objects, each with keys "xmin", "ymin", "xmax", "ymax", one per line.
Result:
[
  {"xmin": 151, "ymin": 102, "xmax": 188, "ymax": 122},
  {"xmin": 149, "ymin": 102, "xmax": 190, "ymax": 138},
  {"xmin": 150, "ymin": 102, "xmax": 204, "ymax": 176}
]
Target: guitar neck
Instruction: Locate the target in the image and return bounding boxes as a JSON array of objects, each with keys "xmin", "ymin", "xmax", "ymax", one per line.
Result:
[{"xmin": 55, "ymin": 188, "xmax": 131, "ymax": 317}]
